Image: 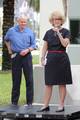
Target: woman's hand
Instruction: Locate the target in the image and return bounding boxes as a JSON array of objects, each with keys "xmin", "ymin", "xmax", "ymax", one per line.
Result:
[
  {"xmin": 41, "ymin": 57, "xmax": 45, "ymax": 66},
  {"xmin": 53, "ymin": 27, "xmax": 70, "ymax": 47},
  {"xmin": 41, "ymin": 41, "xmax": 48, "ymax": 66}
]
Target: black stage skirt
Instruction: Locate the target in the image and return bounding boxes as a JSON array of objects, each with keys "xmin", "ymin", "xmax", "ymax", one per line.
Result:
[{"xmin": 45, "ymin": 52, "xmax": 72, "ymax": 85}]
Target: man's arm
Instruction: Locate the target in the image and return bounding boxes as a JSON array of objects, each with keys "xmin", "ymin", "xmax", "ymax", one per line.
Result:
[{"xmin": 5, "ymin": 41, "xmax": 12, "ymax": 55}]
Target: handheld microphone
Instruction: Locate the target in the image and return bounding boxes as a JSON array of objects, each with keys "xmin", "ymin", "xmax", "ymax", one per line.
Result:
[
  {"xmin": 54, "ymin": 27, "xmax": 58, "ymax": 36},
  {"xmin": 54, "ymin": 31, "xmax": 57, "ymax": 36}
]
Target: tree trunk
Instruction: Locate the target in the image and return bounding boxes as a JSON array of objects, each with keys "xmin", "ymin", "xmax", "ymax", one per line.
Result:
[{"xmin": 2, "ymin": 0, "xmax": 14, "ymax": 70}]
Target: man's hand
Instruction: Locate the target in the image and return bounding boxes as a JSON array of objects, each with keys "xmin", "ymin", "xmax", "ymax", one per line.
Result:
[{"xmin": 20, "ymin": 49, "xmax": 30, "ymax": 56}]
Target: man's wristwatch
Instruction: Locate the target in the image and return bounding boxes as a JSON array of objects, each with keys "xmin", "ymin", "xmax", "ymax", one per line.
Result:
[{"xmin": 28, "ymin": 48, "xmax": 30, "ymax": 52}]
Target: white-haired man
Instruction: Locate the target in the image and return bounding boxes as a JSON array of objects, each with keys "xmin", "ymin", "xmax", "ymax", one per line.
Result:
[{"xmin": 4, "ymin": 15, "xmax": 36, "ymax": 106}]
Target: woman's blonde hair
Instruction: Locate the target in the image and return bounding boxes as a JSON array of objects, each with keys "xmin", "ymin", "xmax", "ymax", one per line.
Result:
[{"xmin": 49, "ymin": 11, "xmax": 65, "ymax": 25}]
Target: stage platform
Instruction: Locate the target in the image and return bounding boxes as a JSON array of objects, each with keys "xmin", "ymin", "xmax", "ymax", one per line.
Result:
[{"xmin": 0, "ymin": 104, "xmax": 80, "ymax": 120}]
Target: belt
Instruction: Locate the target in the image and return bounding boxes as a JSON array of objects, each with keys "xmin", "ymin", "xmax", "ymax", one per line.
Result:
[
  {"xmin": 48, "ymin": 50, "xmax": 65, "ymax": 53},
  {"xmin": 12, "ymin": 51, "xmax": 20, "ymax": 54}
]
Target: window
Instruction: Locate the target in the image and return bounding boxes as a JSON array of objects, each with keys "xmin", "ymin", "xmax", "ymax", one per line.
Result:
[{"xmin": 70, "ymin": 20, "xmax": 80, "ymax": 44}]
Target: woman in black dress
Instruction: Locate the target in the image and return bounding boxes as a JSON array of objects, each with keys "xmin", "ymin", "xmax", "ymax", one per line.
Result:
[{"xmin": 38, "ymin": 11, "xmax": 72, "ymax": 112}]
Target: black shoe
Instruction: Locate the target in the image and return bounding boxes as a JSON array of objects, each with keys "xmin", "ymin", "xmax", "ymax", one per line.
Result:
[
  {"xmin": 56, "ymin": 107, "xmax": 64, "ymax": 112},
  {"xmin": 11, "ymin": 102, "xmax": 18, "ymax": 106},
  {"xmin": 37, "ymin": 106, "xmax": 50, "ymax": 112}
]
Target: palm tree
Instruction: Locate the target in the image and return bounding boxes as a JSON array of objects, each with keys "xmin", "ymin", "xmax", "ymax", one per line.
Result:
[
  {"xmin": 28, "ymin": 0, "xmax": 40, "ymax": 38},
  {"xmin": 27, "ymin": 0, "xmax": 40, "ymax": 12},
  {"xmin": 2, "ymin": 0, "xmax": 14, "ymax": 70}
]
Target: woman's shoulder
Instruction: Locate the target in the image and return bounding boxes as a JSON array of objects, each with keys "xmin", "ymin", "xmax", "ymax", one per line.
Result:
[
  {"xmin": 45, "ymin": 29, "xmax": 53, "ymax": 34},
  {"xmin": 60, "ymin": 28, "xmax": 71, "ymax": 37},
  {"xmin": 61, "ymin": 28, "xmax": 70, "ymax": 32}
]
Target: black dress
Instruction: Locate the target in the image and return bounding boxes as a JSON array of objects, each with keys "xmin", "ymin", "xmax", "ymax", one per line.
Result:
[{"xmin": 43, "ymin": 28, "xmax": 72, "ymax": 85}]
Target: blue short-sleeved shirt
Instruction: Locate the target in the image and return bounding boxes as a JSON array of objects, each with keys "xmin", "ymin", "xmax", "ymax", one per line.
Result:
[{"xmin": 4, "ymin": 25, "xmax": 36, "ymax": 52}]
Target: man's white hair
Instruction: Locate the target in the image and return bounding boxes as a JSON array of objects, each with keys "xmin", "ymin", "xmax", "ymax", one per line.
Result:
[{"xmin": 17, "ymin": 13, "xmax": 28, "ymax": 20}]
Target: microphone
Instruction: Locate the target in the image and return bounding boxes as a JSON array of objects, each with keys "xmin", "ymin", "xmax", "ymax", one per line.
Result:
[
  {"xmin": 54, "ymin": 31, "xmax": 57, "ymax": 36},
  {"xmin": 54, "ymin": 27, "xmax": 58, "ymax": 36}
]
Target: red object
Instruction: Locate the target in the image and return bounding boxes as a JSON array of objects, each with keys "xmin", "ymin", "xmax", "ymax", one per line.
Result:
[{"xmin": 48, "ymin": 50, "xmax": 64, "ymax": 53}]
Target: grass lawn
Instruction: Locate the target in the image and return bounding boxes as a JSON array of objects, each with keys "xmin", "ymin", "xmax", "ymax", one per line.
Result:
[
  {"xmin": 0, "ymin": 56, "xmax": 2, "ymax": 66},
  {"xmin": 32, "ymin": 55, "xmax": 39, "ymax": 64},
  {"xmin": 0, "ymin": 72, "xmax": 27, "ymax": 105},
  {"xmin": 0, "ymin": 55, "xmax": 39, "ymax": 105}
]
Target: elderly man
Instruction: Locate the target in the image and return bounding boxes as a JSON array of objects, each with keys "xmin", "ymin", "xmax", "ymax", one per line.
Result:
[{"xmin": 4, "ymin": 14, "xmax": 36, "ymax": 106}]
